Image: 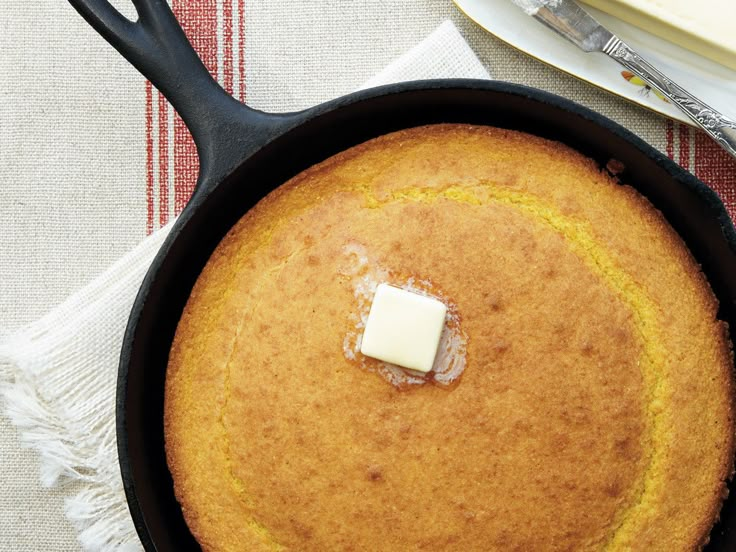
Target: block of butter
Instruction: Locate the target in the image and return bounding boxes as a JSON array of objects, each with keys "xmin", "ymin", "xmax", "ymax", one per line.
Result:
[
  {"xmin": 360, "ymin": 284, "xmax": 447, "ymax": 374},
  {"xmin": 579, "ymin": 0, "xmax": 736, "ymax": 70}
]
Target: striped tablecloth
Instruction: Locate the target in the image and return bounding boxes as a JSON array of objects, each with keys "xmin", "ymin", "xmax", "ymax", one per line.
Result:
[{"xmin": 1, "ymin": 1, "xmax": 734, "ymax": 550}]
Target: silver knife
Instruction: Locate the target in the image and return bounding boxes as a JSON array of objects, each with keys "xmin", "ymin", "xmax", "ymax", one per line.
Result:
[{"xmin": 512, "ymin": 0, "xmax": 736, "ymax": 161}]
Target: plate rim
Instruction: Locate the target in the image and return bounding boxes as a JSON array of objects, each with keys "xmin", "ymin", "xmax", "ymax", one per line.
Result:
[{"xmin": 453, "ymin": 0, "xmax": 698, "ymax": 127}]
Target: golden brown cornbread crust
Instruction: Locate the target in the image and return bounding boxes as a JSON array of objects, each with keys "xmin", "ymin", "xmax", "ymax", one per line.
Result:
[{"xmin": 165, "ymin": 124, "xmax": 734, "ymax": 551}]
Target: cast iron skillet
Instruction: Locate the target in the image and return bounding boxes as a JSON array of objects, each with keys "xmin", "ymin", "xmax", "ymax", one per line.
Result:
[{"xmin": 68, "ymin": 0, "xmax": 736, "ymax": 550}]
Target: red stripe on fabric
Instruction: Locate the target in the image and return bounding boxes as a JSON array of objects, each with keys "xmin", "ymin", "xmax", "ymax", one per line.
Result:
[
  {"xmin": 145, "ymin": 82, "xmax": 154, "ymax": 235},
  {"xmin": 158, "ymin": 92, "xmax": 170, "ymax": 227},
  {"xmin": 173, "ymin": 111, "xmax": 199, "ymax": 214},
  {"xmin": 172, "ymin": 0, "xmax": 219, "ymax": 217},
  {"xmin": 665, "ymin": 119, "xmax": 674, "ymax": 161},
  {"xmin": 223, "ymin": 0, "xmax": 234, "ymax": 94},
  {"xmin": 694, "ymin": 131, "xmax": 736, "ymax": 221},
  {"xmin": 238, "ymin": 0, "xmax": 246, "ymax": 101},
  {"xmin": 678, "ymin": 124, "xmax": 690, "ymax": 170}
]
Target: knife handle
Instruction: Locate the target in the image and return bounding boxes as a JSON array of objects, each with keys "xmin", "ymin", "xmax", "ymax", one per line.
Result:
[{"xmin": 603, "ymin": 37, "xmax": 736, "ymax": 161}]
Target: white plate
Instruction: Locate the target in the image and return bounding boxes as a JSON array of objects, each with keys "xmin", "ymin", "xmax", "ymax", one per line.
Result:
[{"xmin": 454, "ymin": 0, "xmax": 736, "ymax": 126}]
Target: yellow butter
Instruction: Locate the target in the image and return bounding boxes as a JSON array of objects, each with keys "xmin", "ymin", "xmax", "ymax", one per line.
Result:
[{"xmin": 579, "ymin": 0, "xmax": 736, "ymax": 69}]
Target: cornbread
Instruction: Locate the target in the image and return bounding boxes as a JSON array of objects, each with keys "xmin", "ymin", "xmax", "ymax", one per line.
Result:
[{"xmin": 165, "ymin": 124, "xmax": 734, "ymax": 551}]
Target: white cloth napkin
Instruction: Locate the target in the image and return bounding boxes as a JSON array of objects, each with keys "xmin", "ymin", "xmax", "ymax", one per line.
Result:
[{"xmin": 0, "ymin": 20, "xmax": 489, "ymax": 551}]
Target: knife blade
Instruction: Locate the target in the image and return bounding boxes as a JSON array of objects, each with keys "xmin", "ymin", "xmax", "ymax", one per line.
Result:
[
  {"xmin": 510, "ymin": 0, "xmax": 736, "ymax": 161},
  {"xmin": 518, "ymin": 0, "xmax": 613, "ymax": 52}
]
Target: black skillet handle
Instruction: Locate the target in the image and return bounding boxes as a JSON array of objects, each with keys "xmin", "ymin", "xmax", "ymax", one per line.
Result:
[{"xmin": 67, "ymin": 0, "xmax": 295, "ymax": 192}]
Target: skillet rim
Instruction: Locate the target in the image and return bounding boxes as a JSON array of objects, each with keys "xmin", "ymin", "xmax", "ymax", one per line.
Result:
[{"xmin": 116, "ymin": 78, "xmax": 736, "ymax": 551}]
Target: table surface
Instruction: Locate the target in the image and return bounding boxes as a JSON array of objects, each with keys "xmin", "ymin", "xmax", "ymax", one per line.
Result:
[{"xmin": 1, "ymin": 0, "xmax": 732, "ymax": 549}]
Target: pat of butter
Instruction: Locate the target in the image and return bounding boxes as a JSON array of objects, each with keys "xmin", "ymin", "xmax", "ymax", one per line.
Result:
[
  {"xmin": 360, "ymin": 284, "xmax": 447, "ymax": 373},
  {"xmin": 579, "ymin": 0, "xmax": 736, "ymax": 70}
]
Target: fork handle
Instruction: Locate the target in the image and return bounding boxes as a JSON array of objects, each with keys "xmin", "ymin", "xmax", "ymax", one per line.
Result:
[{"xmin": 603, "ymin": 36, "xmax": 736, "ymax": 161}]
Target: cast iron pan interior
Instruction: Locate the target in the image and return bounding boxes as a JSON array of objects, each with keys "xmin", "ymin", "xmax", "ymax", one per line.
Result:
[{"xmin": 68, "ymin": 1, "xmax": 736, "ymax": 550}]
